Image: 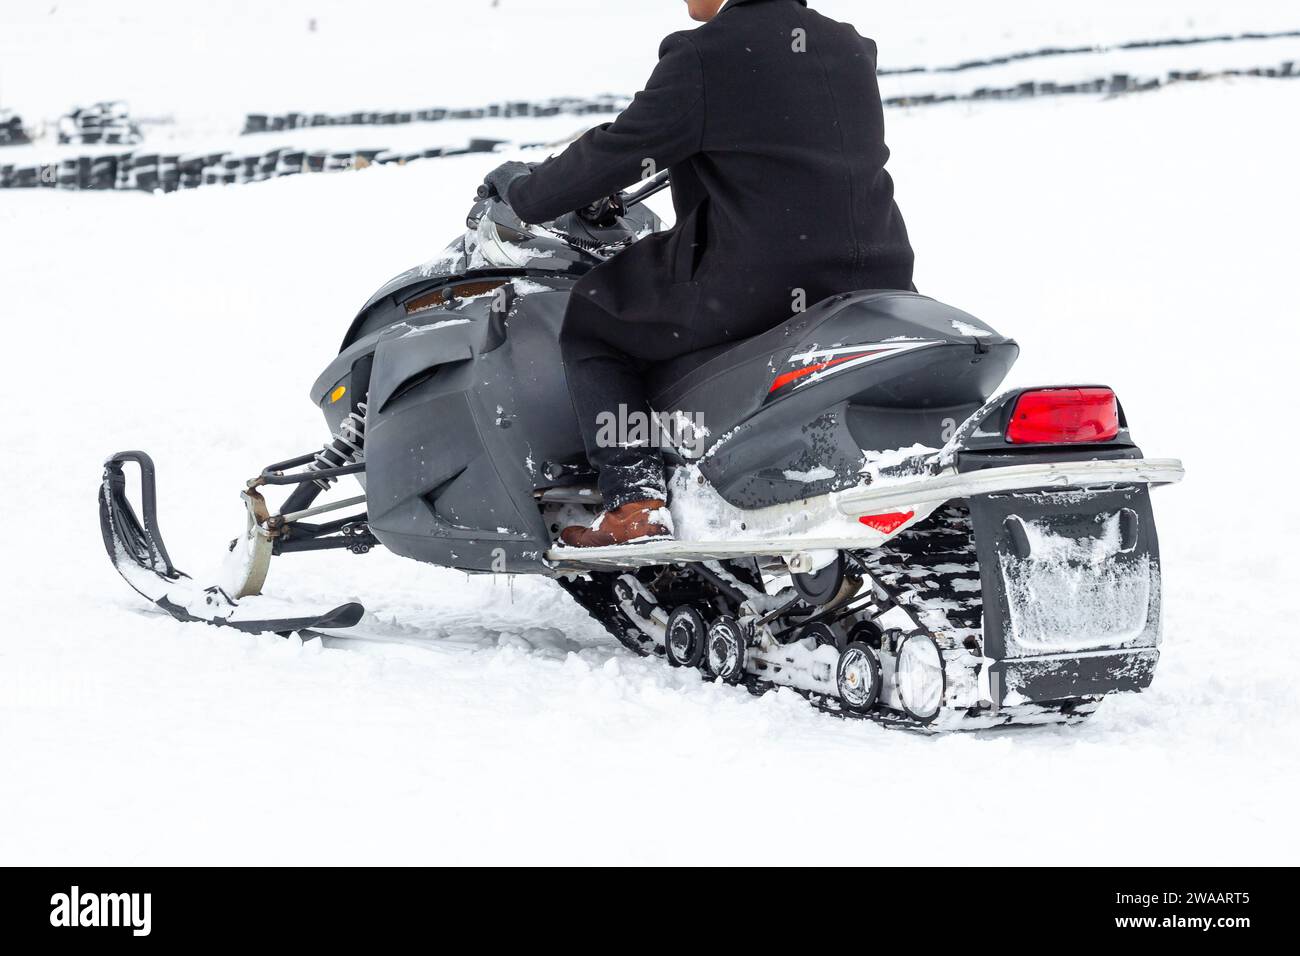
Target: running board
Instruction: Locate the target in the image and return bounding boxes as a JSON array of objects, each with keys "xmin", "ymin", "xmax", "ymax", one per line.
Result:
[
  {"xmin": 546, "ymin": 457, "xmax": 1184, "ymax": 570},
  {"xmin": 549, "ymin": 536, "xmax": 890, "ymax": 570}
]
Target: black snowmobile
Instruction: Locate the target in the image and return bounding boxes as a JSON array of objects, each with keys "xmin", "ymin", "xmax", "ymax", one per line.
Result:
[{"xmin": 101, "ymin": 171, "xmax": 1184, "ymax": 730}]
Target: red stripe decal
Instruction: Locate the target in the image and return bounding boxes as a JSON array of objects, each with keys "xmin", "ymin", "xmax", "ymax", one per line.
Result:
[{"xmin": 768, "ymin": 350, "xmax": 885, "ymax": 394}]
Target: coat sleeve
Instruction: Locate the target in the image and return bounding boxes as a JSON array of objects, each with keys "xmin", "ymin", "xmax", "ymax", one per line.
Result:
[{"xmin": 508, "ymin": 34, "xmax": 706, "ymax": 224}]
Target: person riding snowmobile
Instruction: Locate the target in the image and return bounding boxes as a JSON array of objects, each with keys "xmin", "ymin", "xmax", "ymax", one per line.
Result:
[{"xmin": 482, "ymin": 0, "xmax": 914, "ymax": 547}]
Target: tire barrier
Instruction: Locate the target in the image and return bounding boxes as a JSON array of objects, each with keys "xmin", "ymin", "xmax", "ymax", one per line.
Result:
[
  {"xmin": 0, "ymin": 110, "xmax": 31, "ymax": 147},
  {"xmin": 234, "ymin": 30, "xmax": 1300, "ymax": 134},
  {"xmin": 236, "ymin": 58, "xmax": 1298, "ymax": 144},
  {"xmin": 883, "ymin": 59, "xmax": 1296, "ymax": 108},
  {"xmin": 2, "ymin": 59, "xmax": 1294, "ymax": 194},
  {"xmin": 242, "ymin": 94, "xmax": 629, "ymax": 136},
  {"xmin": 57, "ymin": 100, "xmax": 143, "ymax": 146},
  {"xmin": 878, "ymin": 26, "xmax": 1300, "ymax": 76},
  {"xmin": 0, "ymin": 137, "xmax": 507, "ymax": 193}
]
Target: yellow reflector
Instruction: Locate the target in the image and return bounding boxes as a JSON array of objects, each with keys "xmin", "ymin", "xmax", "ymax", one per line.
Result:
[{"xmin": 329, "ymin": 385, "xmax": 347, "ymax": 404}]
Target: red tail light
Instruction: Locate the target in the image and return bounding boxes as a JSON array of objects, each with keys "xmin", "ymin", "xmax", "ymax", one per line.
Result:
[{"xmin": 1005, "ymin": 388, "xmax": 1120, "ymax": 444}]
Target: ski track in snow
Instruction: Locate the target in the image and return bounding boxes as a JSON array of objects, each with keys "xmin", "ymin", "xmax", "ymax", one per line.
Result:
[{"xmin": 3, "ymin": 2, "xmax": 1300, "ymax": 865}]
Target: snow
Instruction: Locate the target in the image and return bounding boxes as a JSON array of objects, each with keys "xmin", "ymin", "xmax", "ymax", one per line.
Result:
[
  {"xmin": 399, "ymin": 317, "xmax": 471, "ymax": 338},
  {"xmin": 950, "ymin": 318, "xmax": 993, "ymax": 338},
  {"xmin": 783, "ymin": 466, "xmax": 838, "ymax": 483},
  {"xmin": 665, "ymin": 459, "xmax": 934, "ymax": 546},
  {"xmin": 999, "ymin": 513, "xmax": 1158, "ymax": 654},
  {"xmin": 861, "ymin": 443, "xmax": 942, "ymax": 479},
  {"xmin": 3, "ymin": 1, "xmax": 1300, "ymax": 865}
]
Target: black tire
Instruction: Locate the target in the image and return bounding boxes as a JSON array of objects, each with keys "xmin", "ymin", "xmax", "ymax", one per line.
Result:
[
  {"xmin": 703, "ymin": 616, "xmax": 747, "ymax": 684},
  {"xmin": 836, "ymin": 641, "xmax": 882, "ymax": 713},
  {"xmin": 665, "ymin": 605, "xmax": 707, "ymax": 668}
]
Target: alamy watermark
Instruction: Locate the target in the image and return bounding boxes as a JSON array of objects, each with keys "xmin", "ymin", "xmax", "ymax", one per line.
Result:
[
  {"xmin": 594, "ymin": 404, "xmax": 708, "ymax": 457},
  {"xmin": 50, "ymin": 885, "xmax": 151, "ymax": 936}
]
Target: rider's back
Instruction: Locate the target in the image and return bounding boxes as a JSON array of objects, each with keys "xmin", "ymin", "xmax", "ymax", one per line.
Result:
[
  {"xmin": 509, "ymin": 0, "xmax": 914, "ymax": 343},
  {"xmin": 678, "ymin": 0, "xmax": 914, "ymax": 303}
]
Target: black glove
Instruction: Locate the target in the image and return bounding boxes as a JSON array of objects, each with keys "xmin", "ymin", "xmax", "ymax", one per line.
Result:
[{"xmin": 479, "ymin": 161, "xmax": 535, "ymax": 204}]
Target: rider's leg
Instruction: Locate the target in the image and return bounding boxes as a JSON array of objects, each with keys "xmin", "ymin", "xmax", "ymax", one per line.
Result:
[{"xmin": 559, "ymin": 291, "xmax": 669, "ymax": 512}]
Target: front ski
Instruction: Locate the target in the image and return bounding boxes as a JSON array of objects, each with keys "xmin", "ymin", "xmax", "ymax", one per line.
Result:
[
  {"xmin": 155, "ymin": 594, "xmax": 365, "ymax": 635},
  {"xmin": 101, "ymin": 450, "xmax": 366, "ymax": 637}
]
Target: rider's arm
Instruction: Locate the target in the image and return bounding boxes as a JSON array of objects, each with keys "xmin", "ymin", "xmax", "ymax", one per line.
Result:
[{"xmin": 509, "ymin": 33, "xmax": 705, "ymax": 224}]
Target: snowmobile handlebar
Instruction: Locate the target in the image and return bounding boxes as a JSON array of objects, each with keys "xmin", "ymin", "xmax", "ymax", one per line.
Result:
[
  {"xmin": 475, "ymin": 169, "xmax": 671, "ymax": 218},
  {"xmin": 621, "ymin": 169, "xmax": 671, "ymax": 209},
  {"xmin": 571, "ymin": 171, "xmax": 670, "ymax": 228}
]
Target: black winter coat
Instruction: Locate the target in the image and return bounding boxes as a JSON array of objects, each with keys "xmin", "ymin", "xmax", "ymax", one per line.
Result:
[{"xmin": 509, "ymin": 0, "xmax": 914, "ymax": 351}]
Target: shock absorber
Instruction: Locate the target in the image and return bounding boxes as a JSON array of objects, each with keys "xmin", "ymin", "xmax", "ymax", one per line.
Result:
[
  {"xmin": 259, "ymin": 354, "xmax": 374, "ymax": 527},
  {"xmin": 277, "ymin": 402, "xmax": 367, "ymax": 517},
  {"xmin": 309, "ymin": 403, "xmax": 367, "ymax": 491}
]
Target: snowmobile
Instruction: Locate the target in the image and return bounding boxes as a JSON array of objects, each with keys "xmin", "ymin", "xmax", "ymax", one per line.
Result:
[{"xmin": 100, "ymin": 170, "xmax": 1184, "ymax": 730}]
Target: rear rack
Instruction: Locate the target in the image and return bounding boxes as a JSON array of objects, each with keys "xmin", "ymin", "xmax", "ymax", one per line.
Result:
[{"xmin": 834, "ymin": 457, "xmax": 1184, "ymax": 518}]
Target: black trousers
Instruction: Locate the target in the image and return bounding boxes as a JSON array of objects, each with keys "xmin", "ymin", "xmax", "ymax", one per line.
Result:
[
  {"xmin": 560, "ymin": 288, "xmax": 673, "ymax": 510},
  {"xmin": 559, "ymin": 267, "xmax": 765, "ymax": 509}
]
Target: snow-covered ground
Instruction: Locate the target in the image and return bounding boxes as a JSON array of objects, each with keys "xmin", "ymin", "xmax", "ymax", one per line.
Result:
[{"xmin": 2, "ymin": 1, "xmax": 1299, "ymax": 865}]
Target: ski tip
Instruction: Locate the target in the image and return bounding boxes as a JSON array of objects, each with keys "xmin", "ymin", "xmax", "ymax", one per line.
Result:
[{"xmin": 318, "ymin": 602, "xmax": 366, "ymax": 629}]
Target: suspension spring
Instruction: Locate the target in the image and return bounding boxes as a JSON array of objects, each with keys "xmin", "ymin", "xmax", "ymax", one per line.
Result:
[{"xmin": 311, "ymin": 401, "xmax": 367, "ymax": 491}]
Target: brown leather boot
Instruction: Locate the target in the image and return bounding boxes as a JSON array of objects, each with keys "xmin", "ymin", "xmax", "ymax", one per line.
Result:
[{"xmin": 559, "ymin": 499, "xmax": 673, "ymax": 548}]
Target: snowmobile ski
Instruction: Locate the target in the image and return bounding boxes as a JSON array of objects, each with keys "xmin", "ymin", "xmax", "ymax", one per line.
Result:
[
  {"xmin": 101, "ymin": 450, "xmax": 366, "ymax": 636},
  {"xmin": 155, "ymin": 595, "xmax": 365, "ymax": 636}
]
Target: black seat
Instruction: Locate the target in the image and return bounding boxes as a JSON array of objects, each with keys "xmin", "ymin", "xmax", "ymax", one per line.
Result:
[
  {"xmin": 645, "ymin": 290, "xmax": 1010, "ymax": 447},
  {"xmin": 647, "ymin": 297, "xmax": 847, "ymax": 410}
]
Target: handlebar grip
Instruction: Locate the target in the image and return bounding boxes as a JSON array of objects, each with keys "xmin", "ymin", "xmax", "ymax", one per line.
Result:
[{"xmin": 476, "ymin": 184, "xmax": 493, "ymax": 200}]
